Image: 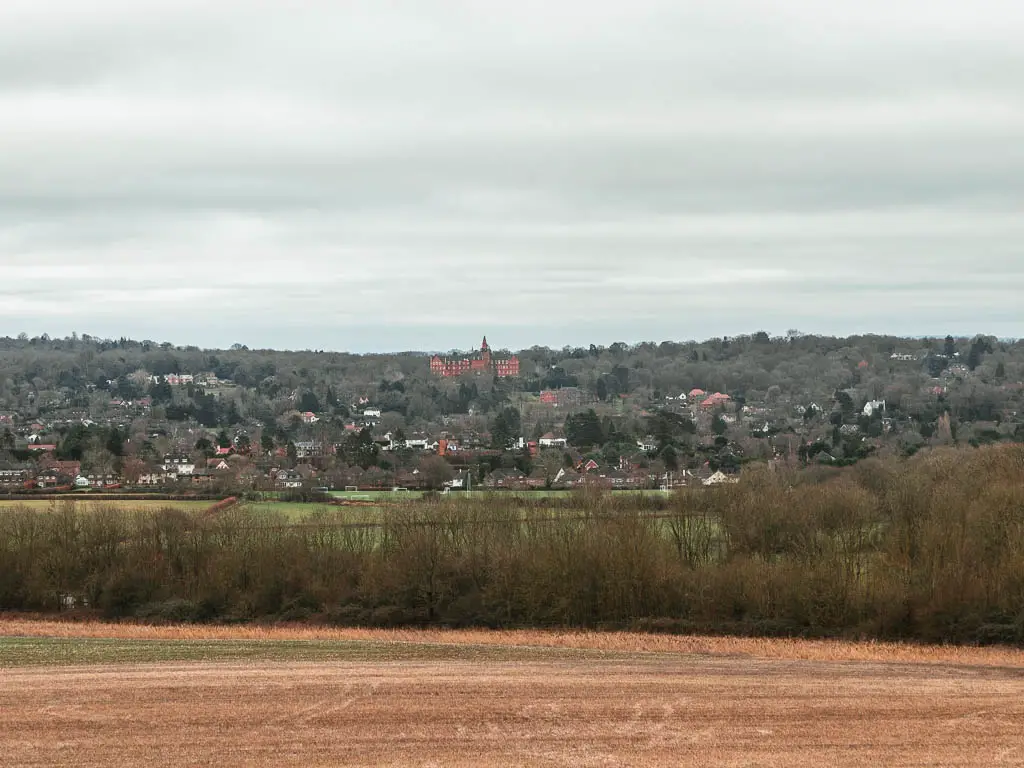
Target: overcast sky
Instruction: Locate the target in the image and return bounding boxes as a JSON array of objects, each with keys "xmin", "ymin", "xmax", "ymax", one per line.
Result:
[{"xmin": 1, "ymin": 1, "xmax": 1022, "ymax": 352}]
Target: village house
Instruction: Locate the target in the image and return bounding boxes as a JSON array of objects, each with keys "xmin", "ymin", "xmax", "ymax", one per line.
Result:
[
  {"xmin": 84, "ymin": 473, "xmax": 120, "ymax": 488},
  {"xmin": 701, "ymin": 392, "xmax": 732, "ymax": 408},
  {"xmin": 36, "ymin": 468, "xmax": 74, "ymax": 488},
  {"xmin": 274, "ymin": 469, "xmax": 304, "ymax": 489},
  {"xmin": 703, "ymin": 470, "xmax": 739, "ymax": 486},
  {"xmin": 437, "ymin": 438, "xmax": 460, "ymax": 454},
  {"xmin": 636, "ymin": 436, "xmax": 658, "ymax": 452},
  {"xmin": 538, "ymin": 432, "xmax": 567, "ymax": 448},
  {"xmin": 189, "ymin": 471, "xmax": 214, "ymax": 486},
  {"xmin": 444, "ymin": 475, "xmax": 467, "ymax": 490},
  {"xmin": 42, "ymin": 459, "xmax": 82, "ymax": 479},
  {"xmin": 0, "ymin": 466, "xmax": 32, "ymax": 489},
  {"xmin": 161, "ymin": 455, "xmax": 195, "ymax": 475},
  {"xmin": 137, "ymin": 469, "xmax": 174, "ymax": 486},
  {"xmin": 483, "ymin": 468, "xmax": 528, "ymax": 488},
  {"xmin": 539, "ymin": 388, "xmax": 583, "ymax": 407},
  {"xmin": 403, "ymin": 436, "xmax": 436, "ymax": 451},
  {"xmin": 862, "ymin": 399, "xmax": 886, "ymax": 417}
]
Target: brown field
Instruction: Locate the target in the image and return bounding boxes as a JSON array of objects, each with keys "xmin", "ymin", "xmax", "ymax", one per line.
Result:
[
  {"xmin": 0, "ymin": 498, "xmax": 215, "ymax": 512},
  {"xmin": 2, "ymin": 619, "xmax": 1024, "ymax": 767}
]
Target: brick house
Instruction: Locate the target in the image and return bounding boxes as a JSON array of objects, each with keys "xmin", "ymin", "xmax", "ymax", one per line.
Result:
[{"xmin": 430, "ymin": 337, "xmax": 519, "ymax": 378}]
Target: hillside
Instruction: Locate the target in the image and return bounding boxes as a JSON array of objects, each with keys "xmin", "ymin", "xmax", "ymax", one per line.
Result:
[{"xmin": 0, "ymin": 332, "xmax": 1021, "ymax": 491}]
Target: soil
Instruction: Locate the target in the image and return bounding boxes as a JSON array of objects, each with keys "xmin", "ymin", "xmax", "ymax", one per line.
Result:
[{"xmin": 3, "ymin": 654, "xmax": 1023, "ymax": 766}]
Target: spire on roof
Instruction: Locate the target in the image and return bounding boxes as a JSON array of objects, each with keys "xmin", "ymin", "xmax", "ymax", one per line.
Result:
[{"xmin": 481, "ymin": 335, "xmax": 489, "ymax": 350}]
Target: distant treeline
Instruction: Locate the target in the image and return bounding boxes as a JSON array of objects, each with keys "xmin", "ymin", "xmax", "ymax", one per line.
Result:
[{"xmin": 2, "ymin": 446, "xmax": 1023, "ymax": 645}]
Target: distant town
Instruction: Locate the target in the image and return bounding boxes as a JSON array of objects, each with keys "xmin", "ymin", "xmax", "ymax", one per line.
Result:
[{"xmin": 0, "ymin": 331, "xmax": 1020, "ymax": 495}]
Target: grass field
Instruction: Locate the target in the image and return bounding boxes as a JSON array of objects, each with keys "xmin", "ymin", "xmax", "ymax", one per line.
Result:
[
  {"xmin": 4, "ymin": 619, "xmax": 1024, "ymax": 666},
  {"xmin": 0, "ymin": 635, "xmax": 591, "ymax": 666},
  {"xmin": 330, "ymin": 489, "xmax": 429, "ymax": 500},
  {"xmin": 1, "ymin": 619, "xmax": 1022, "ymax": 767},
  {"xmin": 328, "ymin": 488, "xmax": 673, "ymax": 500}
]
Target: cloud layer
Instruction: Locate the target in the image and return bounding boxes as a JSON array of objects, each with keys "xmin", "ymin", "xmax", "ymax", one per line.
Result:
[{"xmin": 2, "ymin": 0, "xmax": 1022, "ymax": 351}]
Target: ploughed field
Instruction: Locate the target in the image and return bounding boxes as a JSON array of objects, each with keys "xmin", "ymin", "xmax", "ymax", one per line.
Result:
[
  {"xmin": 0, "ymin": 498, "xmax": 377, "ymax": 521},
  {"xmin": 2, "ymin": 620, "xmax": 1023, "ymax": 767},
  {"xmin": 0, "ymin": 498, "xmax": 218, "ymax": 513}
]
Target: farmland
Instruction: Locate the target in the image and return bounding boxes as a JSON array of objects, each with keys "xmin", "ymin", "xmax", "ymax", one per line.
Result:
[
  {"xmin": 0, "ymin": 490, "xmax": 611, "ymax": 519},
  {"xmin": 0, "ymin": 491, "xmax": 663, "ymax": 524},
  {"xmin": 0, "ymin": 496, "xmax": 375, "ymax": 520},
  {"xmin": 1, "ymin": 620, "xmax": 1023, "ymax": 767},
  {"xmin": 0, "ymin": 498, "xmax": 217, "ymax": 513}
]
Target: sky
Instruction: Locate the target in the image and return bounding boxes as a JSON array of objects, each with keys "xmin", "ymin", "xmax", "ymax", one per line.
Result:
[{"xmin": 1, "ymin": 1, "xmax": 1022, "ymax": 353}]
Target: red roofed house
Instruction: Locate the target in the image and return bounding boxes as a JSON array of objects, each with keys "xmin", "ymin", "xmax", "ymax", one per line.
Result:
[
  {"xmin": 689, "ymin": 388, "xmax": 706, "ymax": 398},
  {"xmin": 701, "ymin": 393, "xmax": 732, "ymax": 408},
  {"xmin": 48, "ymin": 460, "xmax": 82, "ymax": 478}
]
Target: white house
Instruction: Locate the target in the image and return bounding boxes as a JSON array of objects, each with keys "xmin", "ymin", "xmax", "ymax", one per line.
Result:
[
  {"xmin": 863, "ymin": 399, "xmax": 886, "ymax": 417},
  {"xmin": 553, "ymin": 467, "xmax": 575, "ymax": 486},
  {"xmin": 161, "ymin": 455, "xmax": 195, "ymax": 475},
  {"xmin": 275, "ymin": 469, "xmax": 303, "ymax": 489},
  {"xmin": 538, "ymin": 433, "xmax": 567, "ymax": 448},
  {"xmin": 703, "ymin": 471, "xmax": 738, "ymax": 486},
  {"xmin": 138, "ymin": 471, "xmax": 173, "ymax": 486},
  {"xmin": 637, "ymin": 436, "xmax": 658, "ymax": 452},
  {"xmin": 363, "ymin": 408, "xmax": 382, "ymax": 419}
]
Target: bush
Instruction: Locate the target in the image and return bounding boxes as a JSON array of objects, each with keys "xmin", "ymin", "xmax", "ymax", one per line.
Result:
[
  {"xmin": 3, "ymin": 444, "xmax": 1024, "ymax": 645},
  {"xmin": 136, "ymin": 598, "xmax": 207, "ymax": 623},
  {"xmin": 974, "ymin": 623, "xmax": 1022, "ymax": 646}
]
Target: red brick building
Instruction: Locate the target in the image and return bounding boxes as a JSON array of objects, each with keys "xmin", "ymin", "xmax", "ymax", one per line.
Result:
[{"xmin": 430, "ymin": 337, "xmax": 520, "ymax": 378}]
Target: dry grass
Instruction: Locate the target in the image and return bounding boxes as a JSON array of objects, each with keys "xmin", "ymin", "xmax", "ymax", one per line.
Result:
[{"xmin": 3, "ymin": 616, "xmax": 1023, "ymax": 668}]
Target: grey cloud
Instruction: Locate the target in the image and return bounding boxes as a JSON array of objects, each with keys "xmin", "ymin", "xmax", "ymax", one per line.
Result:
[{"xmin": 1, "ymin": 0, "xmax": 1022, "ymax": 350}]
